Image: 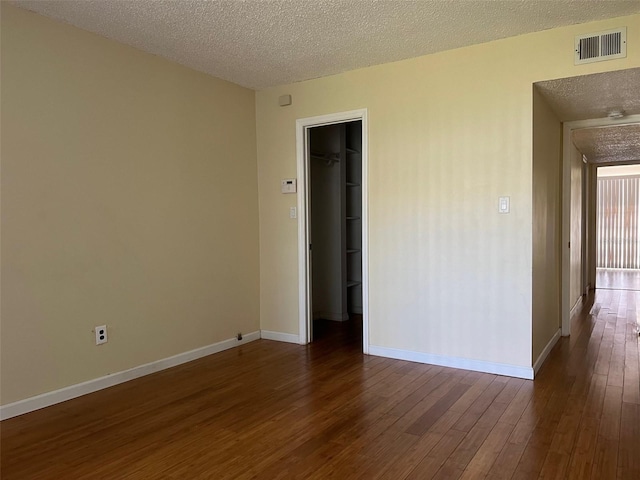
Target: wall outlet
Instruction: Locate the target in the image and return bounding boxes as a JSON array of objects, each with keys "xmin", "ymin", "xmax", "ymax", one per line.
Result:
[{"xmin": 95, "ymin": 325, "xmax": 108, "ymax": 345}]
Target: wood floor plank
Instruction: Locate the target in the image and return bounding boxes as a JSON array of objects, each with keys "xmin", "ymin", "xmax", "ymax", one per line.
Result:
[
  {"xmin": 590, "ymin": 385, "xmax": 623, "ymax": 479},
  {"xmin": 622, "ymin": 321, "xmax": 640, "ymax": 404},
  {"xmin": 405, "ymin": 429, "xmax": 467, "ymax": 479},
  {"xmin": 451, "ymin": 378, "xmax": 508, "ymax": 432},
  {"xmin": 458, "ymin": 421, "xmax": 515, "ymax": 479},
  {"xmin": 617, "ymin": 402, "xmax": 640, "ymax": 480},
  {"xmin": 484, "ymin": 442, "xmax": 526, "ymax": 479}
]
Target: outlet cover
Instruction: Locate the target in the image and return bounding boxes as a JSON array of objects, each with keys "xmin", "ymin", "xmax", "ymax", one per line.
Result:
[{"xmin": 95, "ymin": 325, "xmax": 108, "ymax": 345}]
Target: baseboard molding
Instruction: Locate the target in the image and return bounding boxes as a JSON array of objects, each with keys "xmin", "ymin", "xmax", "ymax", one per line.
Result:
[
  {"xmin": 260, "ymin": 330, "xmax": 301, "ymax": 344},
  {"xmin": 369, "ymin": 345, "xmax": 534, "ymax": 380},
  {"xmin": 313, "ymin": 311, "xmax": 349, "ymax": 322},
  {"xmin": 533, "ymin": 328, "xmax": 561, "ymax": 375},
  {"xmin": 0, "ymin": 330, "xmax": 261, "ymax": 421},
  {"xmin": 570, "ymin": 295, "xmax": 584, "ymax": 319}
]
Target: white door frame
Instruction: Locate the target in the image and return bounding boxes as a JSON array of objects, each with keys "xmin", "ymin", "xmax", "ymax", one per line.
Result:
[
  {"xmin": 561, "ymin": 114, "xmax": 640, "ymax": 336},
  {"xmin": 296, "ymin": 109, "xmax": 369, "ymax": 353}
]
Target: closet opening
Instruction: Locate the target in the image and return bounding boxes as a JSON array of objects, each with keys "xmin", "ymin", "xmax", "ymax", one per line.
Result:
[{"xmin": 307, "ymin": 120, "xmax": 363, "ymax": 346}]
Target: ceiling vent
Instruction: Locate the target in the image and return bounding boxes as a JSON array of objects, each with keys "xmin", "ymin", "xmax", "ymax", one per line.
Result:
[{"xmin": 575, "ymin": 27, "xmax": 626, "ymax": 65}]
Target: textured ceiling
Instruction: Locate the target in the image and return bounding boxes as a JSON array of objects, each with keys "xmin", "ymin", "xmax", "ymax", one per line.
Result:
[
  {"xmin": 10, "ymin": 0, "xmax": 640, "ymax": 89},
  {"xmin": 536, "ymin": 68, "xmax": 640, "ymax": 166},
  {"xmin": 572, "ymin": 124, "xmax": 640, "ymax": 164},
  {"xmin": 536, "ymin": 68, "xmax": 640, "ymax": 122}
]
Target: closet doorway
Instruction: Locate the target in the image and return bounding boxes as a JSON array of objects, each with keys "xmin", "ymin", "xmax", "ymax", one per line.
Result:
[{"xmin": 296, "ymin": 110, "xmax": 369, "ymax": 352}]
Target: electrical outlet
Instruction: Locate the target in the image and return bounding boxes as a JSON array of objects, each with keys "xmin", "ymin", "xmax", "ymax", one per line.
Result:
[{"xmin": 95, "ymin": 325, "xmax": 108, "ymax": 345}]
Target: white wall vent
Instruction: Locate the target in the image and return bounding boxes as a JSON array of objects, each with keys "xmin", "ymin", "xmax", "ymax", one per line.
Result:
[{"xmin": 575, "ymin": 28, "xmax": 626, "ymax": 65}]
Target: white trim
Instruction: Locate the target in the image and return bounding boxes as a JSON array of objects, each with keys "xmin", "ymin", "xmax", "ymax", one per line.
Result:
[
  {"xmin": 296, "ymin": 121, "xmax": 311, "ymax": 345},
  {"xmin": 533, "ymin": 329, "xmax": 561, "ymax": 375},
  {"xmin": 296, "ymin": 109, "xmax": 369, "ymax": 354},
  {"xmin": 369, "ymin": 345, "xmax": 534, "ymax": 380},
  {"xmin": 0, "ymin": 331, "xmax": 261, "ymax": 420},
  {"xmin": 260, "ymin": 330, "xmax": 300, "ymax": 344},
  {"xmin": 561, "ymin": 114, "xmax": 640, "ymax": 336},
  {"xmin": 570, "ymin": 295, "xmax": 584, "ymax": 319},
  {"xmin": 361, "ymin": 113, "xmax": 369, "ymax": 355}
]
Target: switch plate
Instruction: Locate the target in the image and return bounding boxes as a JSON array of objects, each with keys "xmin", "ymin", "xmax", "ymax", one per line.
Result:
[
  {"xmin": 499, "ymin": 196, "xmax": 510, "ymax": 214},
  {"xmin": 281, "ymin": 179, "xmax": 297, "ymax": 194},
  {"xmin": 289, "ymin": 207, "xmax": 297, "ymax": 219}
]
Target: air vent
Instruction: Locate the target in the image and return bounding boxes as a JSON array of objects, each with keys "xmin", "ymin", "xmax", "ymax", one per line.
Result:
[{"xmin": 575, "ymin": 28, "xmax": 626, "ymax": 65}]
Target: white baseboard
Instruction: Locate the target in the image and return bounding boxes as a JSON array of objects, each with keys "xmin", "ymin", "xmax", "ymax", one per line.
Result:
[
  {"xmin": 570, "ymin": 295, "xmax": 584, "ymax": 319},
  {"xmin": 260, "ymin": 330, "xmax": 300, "ymax": 344},
  {"xmin": 368, "ymin": 345, "xmax": 534, "ymax": 380},
  {"xmin": 313, "ymin": 311, "xmax": 349, "ymax": 321},
  {"xmin": 533, "ymin": 328, "xmax": 561, "ymax": 375},
  {"xmin": 0, "ymin": 330, "xmax": 261, "ymax": 421}
]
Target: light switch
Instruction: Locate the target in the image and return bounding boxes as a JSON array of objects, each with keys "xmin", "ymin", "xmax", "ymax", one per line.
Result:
[
  {"xmin": 289, "ymin": 207, "xmax": 297, "ymax": 219},
  {"xmin": 499, "ymin": 196, "xmax": 510, "ymax": 214}
]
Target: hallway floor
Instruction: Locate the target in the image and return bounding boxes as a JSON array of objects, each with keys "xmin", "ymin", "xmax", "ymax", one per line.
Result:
[{"xmin": 596, "ymin": 268, "xmax": 640, "ymax": 291}]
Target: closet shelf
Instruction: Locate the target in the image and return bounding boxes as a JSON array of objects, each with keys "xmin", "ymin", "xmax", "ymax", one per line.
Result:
[
  {"xmin": 346, "ymin": 182, "xmax": 361, "ymax": 187},
  {"xmin": 346, "ymin": 148, "xmax": 361, "ymax": 155},
  {"xmin": 346, "ymin": 216, "xmax": 361, "ymax": 221},
  {"xmin": 347, "ymin": 280, "xmax": 361, "ymax": 287},
  {"xmin": 347, "ymin": 249, "xmax": 361, "ymax": 254}
]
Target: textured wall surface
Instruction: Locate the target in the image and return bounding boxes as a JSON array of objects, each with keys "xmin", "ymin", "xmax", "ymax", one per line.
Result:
[{"xmin": 1, "ymin": 6, "xmax": 260, "ymax": 405}]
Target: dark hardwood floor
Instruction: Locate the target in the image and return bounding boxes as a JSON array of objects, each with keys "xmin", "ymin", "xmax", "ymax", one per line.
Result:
[{"xmin": 1, "ymin": 292, "xmax": 639, "ymax": 479}]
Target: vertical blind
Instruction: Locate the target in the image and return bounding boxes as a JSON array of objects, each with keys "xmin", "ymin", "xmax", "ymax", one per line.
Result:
[{"xmin": 597, "ymin": 175, "xmax": 640, "ymax": 269}]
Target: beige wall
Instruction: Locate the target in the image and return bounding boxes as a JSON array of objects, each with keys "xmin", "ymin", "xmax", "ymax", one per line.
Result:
[
  {"xmin": 0, "ymin": 6, "xmax": 259, "ymax": 405},
  {"xmin": 587, "ymin": 164, "xmax": 598, "ymax": 290},
  {"xmin": 256, "ymin": 14, "xmax": 640, "ymax": 369},
  {"xmin": 570, "ymin": 143, "xmax": 585, "ymax": 308},
  {"xmin": 532, "ymin": 89, "xmax": 562, "ymax": 362}
]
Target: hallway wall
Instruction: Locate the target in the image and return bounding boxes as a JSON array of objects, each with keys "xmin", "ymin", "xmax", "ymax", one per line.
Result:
[
  {"xmin": 570, "ymin": 143, "xmax": 585, "ymax": 309},
  {"xmin": 532, "ymin": 88, "xmax": 562, "ymax": 363}
]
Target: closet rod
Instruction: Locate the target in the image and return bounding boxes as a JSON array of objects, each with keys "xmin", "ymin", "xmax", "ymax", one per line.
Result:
[{"xmin": 310, "ymin": 151, "xmax": 340, "ymax": 166}]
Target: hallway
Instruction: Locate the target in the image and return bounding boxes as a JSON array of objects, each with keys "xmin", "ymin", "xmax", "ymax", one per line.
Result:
[{"xmin": 550, "ymin": 287, "xmax": 640, "ymax": 479}]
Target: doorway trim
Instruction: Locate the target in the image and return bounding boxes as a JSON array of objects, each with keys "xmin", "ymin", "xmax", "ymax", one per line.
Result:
[
  {"xmin": 296, "ymin": 109, "xmax": 369, "ymax": 353},
  {"xmin": 561, "ymin": 114, "xmax": 640, "ymax": 336}
]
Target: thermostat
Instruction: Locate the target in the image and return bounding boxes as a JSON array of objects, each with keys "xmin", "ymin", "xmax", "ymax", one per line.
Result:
[{"xmin": 281, "ymin": 179, "xmax": 297, "ymax": 194}]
